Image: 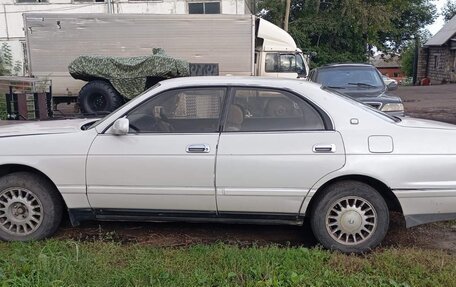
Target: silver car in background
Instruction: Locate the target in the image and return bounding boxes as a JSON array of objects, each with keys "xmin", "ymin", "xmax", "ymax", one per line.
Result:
[{"xmin": 0, "ymin": 77, "xmax": 455, "ymax": 253}]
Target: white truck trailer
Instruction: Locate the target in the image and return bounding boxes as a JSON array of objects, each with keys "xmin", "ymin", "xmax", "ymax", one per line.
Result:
[{"xmin": 24, "ymin": 13, "xmax": 309, "ymax": 113}]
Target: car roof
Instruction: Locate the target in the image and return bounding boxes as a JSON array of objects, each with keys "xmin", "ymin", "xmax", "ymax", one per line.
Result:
[
  {"xmin": 316, "ymin": 63, "xmax": 375, "ymax": 69},
  {"xmin": 159, "ymin": 76, "xmax": 323, "ymax": 90}
]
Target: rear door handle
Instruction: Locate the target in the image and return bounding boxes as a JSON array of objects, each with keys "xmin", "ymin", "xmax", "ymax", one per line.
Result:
[
  {"xmin": 313, "ymin": 144, "xmax": 336, "ymax": 153},
  {"xmin": 186, "ymin": 144, "xmax": 210, "ymax": 153}
]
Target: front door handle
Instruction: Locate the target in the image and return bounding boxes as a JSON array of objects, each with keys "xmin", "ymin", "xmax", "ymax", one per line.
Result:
[
  {"xmin": 186, "ymin": 144, "xmax": 210, "ymax": 153},
  {"xmin": 313, "ymin": 144, "xmax": 336, "ymax": 153}
]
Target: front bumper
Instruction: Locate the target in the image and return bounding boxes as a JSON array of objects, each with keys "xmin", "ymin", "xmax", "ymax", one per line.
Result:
[{"xmin": 393, "ymin": 189, "xmax": 456, "ymax": 227}]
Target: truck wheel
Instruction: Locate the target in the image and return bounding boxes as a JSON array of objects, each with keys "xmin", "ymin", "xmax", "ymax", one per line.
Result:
[
  {"xmin": 0, "ymin": 172, "xmax": 63, "ymax": 241},
  {"xmin": 79, "ymin": 80, "xmax": 124, "ymax": 114},
  {"xmin": 310, "ymin": 181, "xmax": 389, "ymax": 253}
]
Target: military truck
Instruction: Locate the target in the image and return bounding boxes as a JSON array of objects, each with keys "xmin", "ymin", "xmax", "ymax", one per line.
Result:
[{"xmin": 24, "ymin": 13, "xmax": 309, "ymax": 113}]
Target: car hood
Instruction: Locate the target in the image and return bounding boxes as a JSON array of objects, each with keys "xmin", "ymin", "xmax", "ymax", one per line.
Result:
[
  {"xmin": 332, "ymin": 87, "xmax": 384, "ymax": 98},
  {"xmin": 397, "ymin": 117, "xmax": 456, "ymax": 130},
  {"xmin": 355, "ymin": 94, "xmax": 402, "ymax": 104},
  {"xmin": 333, "ymin": 89, "xmax": 402, "ymax": 103},
  {"xmin": 0, "ymin": 119, "xmax": 98, "ymax": 137}
]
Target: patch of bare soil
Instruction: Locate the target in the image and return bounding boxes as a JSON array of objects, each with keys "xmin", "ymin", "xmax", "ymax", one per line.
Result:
[
  {"xmin": 55, "ymin": 214, "xmax": 456, "ymax": 253},
  {"xmin": 384, "ymin": 214, "xmax": 456, "ymax": 253}
]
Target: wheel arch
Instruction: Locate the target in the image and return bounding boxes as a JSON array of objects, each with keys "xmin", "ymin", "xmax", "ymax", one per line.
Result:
[
  {"xmin": 304, "ymin": 174, "xmax": 403, "ymax": 216},
  {"xmin": 0, "ymin": 164, "xmax": 68, "ymax": 210}
]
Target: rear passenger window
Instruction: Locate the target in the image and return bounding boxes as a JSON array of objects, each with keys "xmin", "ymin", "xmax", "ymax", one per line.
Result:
[{"xmin": 225, "ymin": 89, "xmax": 325, "ymax": 132}]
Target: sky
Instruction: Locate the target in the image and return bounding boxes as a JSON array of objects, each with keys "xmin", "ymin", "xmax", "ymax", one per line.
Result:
[{"xmin": 427, "ymin": 0, "xmax": 446, "ymax": 35}]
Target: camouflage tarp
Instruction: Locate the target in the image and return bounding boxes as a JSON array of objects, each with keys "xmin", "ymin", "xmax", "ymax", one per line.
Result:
[{"xmin": 68, "ymin": 48, "xmax": 190, "ymax": 99}]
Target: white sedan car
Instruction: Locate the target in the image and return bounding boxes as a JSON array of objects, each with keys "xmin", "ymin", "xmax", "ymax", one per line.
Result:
[
  {"xmin": 382, "ymin": 75, "xmax": 398, "ymax": 86},
  {"xmin": 0, "ymin": 77, "xmax": 455, "ymax": 253}
]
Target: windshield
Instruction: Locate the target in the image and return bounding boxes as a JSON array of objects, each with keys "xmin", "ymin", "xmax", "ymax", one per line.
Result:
[
  {"xmin": 321, "ymin": 86, "xmax": 401, "ymax": 122},
  {"xmin": 316, "ymin": 66, "xmax": 384, "ymax": 89}
]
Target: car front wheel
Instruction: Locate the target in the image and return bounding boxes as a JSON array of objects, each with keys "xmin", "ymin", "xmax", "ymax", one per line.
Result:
[
  {"xmin": 310, "ymin": 180, "xmax": 389, "ymax": 253},
  {"xmin": 0, "ymin": 172, "xmax": 63, "ymax": 241}
]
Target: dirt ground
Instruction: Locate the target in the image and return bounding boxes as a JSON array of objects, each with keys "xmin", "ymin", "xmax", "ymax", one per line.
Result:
[
  {"xmin": 55, "ymin": 215, "xmax": 456, "ymax": 253},
  {"xmin": 6, "ymin": 84, "xmax": 456, "ymax": 252},
  {"xmin": 391, "ymin": 84, "xmax": 456, "ymax": 124}
]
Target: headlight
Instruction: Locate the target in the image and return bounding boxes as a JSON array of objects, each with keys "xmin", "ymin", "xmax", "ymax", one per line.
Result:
[{"xmin": 381, "ymin": 103, "xmax": 404, "ymax": 112}]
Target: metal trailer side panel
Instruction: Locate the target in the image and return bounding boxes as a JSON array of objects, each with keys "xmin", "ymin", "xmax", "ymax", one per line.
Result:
[{"xmin": 24, "ymin": 14, "xmax": 254, "ymax": 96}]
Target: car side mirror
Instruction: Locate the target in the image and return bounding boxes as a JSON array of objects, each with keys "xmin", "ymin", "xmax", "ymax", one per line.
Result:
[
  {"xmin": 112, "ymin": 118, "xmax": 129, "ymax": 135},
  {"xmin": 387, "ymin": 81, "xmax": 398, "ymax": 91}
]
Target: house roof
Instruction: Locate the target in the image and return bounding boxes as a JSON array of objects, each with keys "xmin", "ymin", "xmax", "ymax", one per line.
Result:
[
  {"xmin": 425, "ymin": 15, "xmax": 456, "ymax": 46},
  {"xmin": 370, "ymin": 54, "xmax": 401, "ymax": 68}
]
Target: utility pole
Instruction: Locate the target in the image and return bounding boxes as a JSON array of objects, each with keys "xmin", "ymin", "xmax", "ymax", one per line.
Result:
[
  {"xmin": 412, "ymin": 35, "xmax": 419, "ymax": 85},
  {"xmin": 283, "ymin": 0, "xmax": 291, "ymax": 31}
]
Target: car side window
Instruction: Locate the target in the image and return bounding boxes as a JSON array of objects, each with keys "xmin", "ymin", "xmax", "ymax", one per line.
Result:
[
  {"xmin": 265, "ymin": 53, "xmax": 278, "ymax": 73},
  {"xmin": 265, "ymin": 53, "xmax": 302, "ymax": 74},
  {"xmin": 127, "ymin": 88, "xmax": 226, "ymax": 133},
  {"xmin": 225, "ymin": 88, "xmax": 325, "ymax": 132}
]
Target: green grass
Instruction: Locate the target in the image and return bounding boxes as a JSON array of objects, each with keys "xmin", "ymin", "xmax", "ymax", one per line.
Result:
[{"xmin": 0, "ymin": 241, "xmax": 454, "ymax": 287}]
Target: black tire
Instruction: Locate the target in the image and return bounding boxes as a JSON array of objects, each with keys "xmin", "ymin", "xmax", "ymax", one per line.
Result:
[
  {"xmin": 310, "ymin": 180, "xmax": 389, "ymax": 253},
  {"xmin": 0, "ymin": 172, "xmax": 63, "ymax": 241},
  {"xmin": 79, "ymin": 80, "xmax": 124, "ymax": 114}
]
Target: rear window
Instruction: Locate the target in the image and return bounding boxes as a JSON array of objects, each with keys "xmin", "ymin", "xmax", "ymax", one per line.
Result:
[{"xmin": 316, "ymin": 66, "xmax": 384, "ymax": 89}]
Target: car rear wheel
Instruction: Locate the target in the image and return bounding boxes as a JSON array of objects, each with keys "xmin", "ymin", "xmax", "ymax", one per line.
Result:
[
  {"xmin": 0, "ymin": 172, "xmax": 63, "ymax": 241},
  {"xmin": 310, "ymin": 180, "xmax": 389, "ymax": 253}
]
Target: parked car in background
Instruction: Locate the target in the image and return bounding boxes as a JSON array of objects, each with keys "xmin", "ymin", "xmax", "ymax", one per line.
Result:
[
  {"xmin": 0, "ymin": 77, "xmax": 455, "ymax": 253},
  {"xmin": 308, "ymin": 64, "xmax": 404, "ymax": 116},
  {"xmin": 382, "ymin": 75, "xmax": 398, "ymax": 86}
]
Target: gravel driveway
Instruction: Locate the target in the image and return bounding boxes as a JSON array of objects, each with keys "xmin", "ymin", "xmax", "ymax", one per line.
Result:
[{"xmin": 392, "ymin": 84, "xmax": 456, "ymax": 124}]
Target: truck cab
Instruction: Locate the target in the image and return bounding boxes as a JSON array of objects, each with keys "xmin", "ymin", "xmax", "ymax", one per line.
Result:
[{"xmin": 255, "ymin": 18, "xmax": 309, "ymax": 79}]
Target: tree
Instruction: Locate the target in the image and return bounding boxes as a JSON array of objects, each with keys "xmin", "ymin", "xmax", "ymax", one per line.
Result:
[
  {"xmin": 0, "ymin": 43, "xmax": 22, "ymax": 76},
  {"xmin": 284, "ymin": 0, "xmax": 291, "ymax": 31},
  {"xmin": 13, "ymin": 61, "xmax": 22, "ymax": 76},
  {"xmin": 0, "ymin": 43, "xmax": 13, "ymax": 76},
  {"xmin": 400, "ymin": 30, "xmax": 430, "ymax": 77},
  {"xmin": 400, "ymin": 43, "xmax": 415, "ymax": 77},
  {"xmin": 255, "ymin": 0, "xmax": 437, "ymax": 67},
  {"xmin": 442, "ymin": 0, "xmax": 456, "ymax": 22},
  {"xmin": 378, "ymin": 0, "xmax": 437, "ymax": 52}
]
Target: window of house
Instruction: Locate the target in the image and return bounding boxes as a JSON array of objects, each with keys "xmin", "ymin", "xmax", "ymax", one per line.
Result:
[
  {"xmin": 127, "ymin": 88, "xmax": 226, "ymax": 133},
  {"xmin": 188, "ymin": 1, "xmax": 221, "ymax": 14},
  {"xmin": 16, "ymin": 0, "xmax": 48, "ymax": 3},
  {"xmin": 453, "ymin": 50, "xmax": 456, "ymax": 71},
  {"xmin": 73, "ymin": 0, "xmax": 105, "ymax": 2},
  {"xmin": 434, "ymin": 55, "xmax": 439, "ymax": 70},
  {"xmin": 224, "ymin": 88, "xmax": 326, "ymax": 132}
]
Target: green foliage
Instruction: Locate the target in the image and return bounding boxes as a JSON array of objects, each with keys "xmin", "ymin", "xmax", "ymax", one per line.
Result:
[
  {"xmin": 258, "ymin": 0, "xmax": 286, "ymax": 29},
  {"xmin": 0, "ymin": 43, "xmax": 13, "ymax": 75},
  {"xmin": 442, "ymin": 0, "xmax": 456, "ymax": 22},
  {"xmin": 379, "ymin": 0, "xmax": 436, "ymax": 52},
  {"xmin": 0, "ymin": 241, "xmax": 454, "ymax": 286},
  {"xmin": 400, "ymin": 43, "xmax": 415, "ymax": 77},
  {"xmin": 0, "ymin": 43, "xmax": 21, "ymax": 76},
  {"xmin": 256, "ymin": 0, "xmax": 437, "ymax": 67},
  {"xmin": 400, "ymin": 29, "xmax": 431, "ymax": 77},
  {"xmin": 13, "ymin": 61, "xmax": 22, "ymax": 76}
]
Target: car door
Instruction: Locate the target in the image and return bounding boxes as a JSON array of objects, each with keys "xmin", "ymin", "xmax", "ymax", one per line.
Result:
[
  {"xmin": 216, "ymin": 87, "xmax": 345, "ymax": 216},
  {"xmin": 86, "ymin": 87, "xmax": 226, "ymax": 215}
]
